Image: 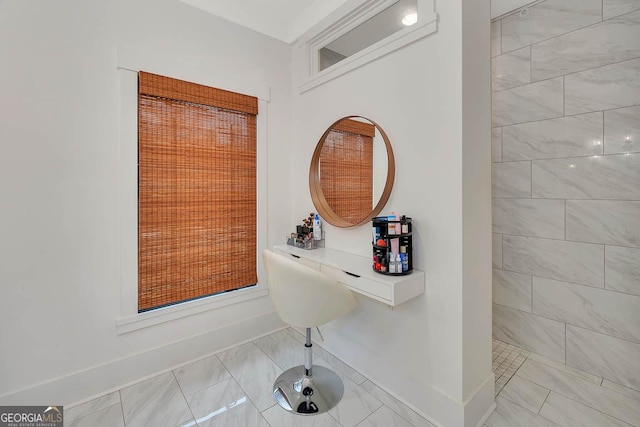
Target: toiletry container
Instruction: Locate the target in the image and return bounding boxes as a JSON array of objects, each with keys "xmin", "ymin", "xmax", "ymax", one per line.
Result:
[{"xmin": 371, "ymin": 216, "xmax": 413, "ymax": 275}]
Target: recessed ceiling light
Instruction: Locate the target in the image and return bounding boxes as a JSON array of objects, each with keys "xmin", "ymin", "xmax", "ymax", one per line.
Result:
[{"xmin": 402, "ymin": 13, "xmax": 418, "ymax": 26}]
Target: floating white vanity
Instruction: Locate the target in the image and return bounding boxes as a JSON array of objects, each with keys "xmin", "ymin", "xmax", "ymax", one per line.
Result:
[{"xmin": 273, "ymin": 244, "xmax": 425, "ymax": 306}]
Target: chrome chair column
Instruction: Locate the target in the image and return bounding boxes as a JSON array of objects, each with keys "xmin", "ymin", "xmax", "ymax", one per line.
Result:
[{"xmin": 272, "ymin": 327, "xmax": 345, "ymax": 414}]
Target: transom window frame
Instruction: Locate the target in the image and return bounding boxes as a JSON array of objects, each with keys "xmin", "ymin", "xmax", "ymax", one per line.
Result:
[
  {"xmin": 297, "ymin": 0, "xmax": 437, "ymax": 93},
  {"xmin": 116, "ymin": 58, "xmax": 269, "ymax": 335}
]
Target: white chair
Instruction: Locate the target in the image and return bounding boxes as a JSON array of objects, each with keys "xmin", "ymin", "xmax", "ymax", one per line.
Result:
[{"xmin": 262, "ymin": 249, "xmax": 357, "ymax": 415}]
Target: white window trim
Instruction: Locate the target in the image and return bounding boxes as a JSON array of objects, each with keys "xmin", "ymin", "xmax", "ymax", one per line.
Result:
[
  {"xmin": 116, "ymin": 57, "xmax": 269, "ymax": 335},
  {"xmin": 297, "ymin": 0, "xmax": 438, "ymax": 93}
]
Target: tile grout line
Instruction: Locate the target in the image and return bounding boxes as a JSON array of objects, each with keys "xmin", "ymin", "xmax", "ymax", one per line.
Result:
[
  {"xmin": 507, "ymin": 254, "xmax": 628, "ymax": 307},
  {"xmin": 171, "ymin": 370, "xmax": 197, "ymax": 425},
  {"xmin": 529, "ymin": 45, "xmax": 532, "ymax": 84},
  {"xmin": 497, "ymin": 54, "xmax": 640, "ymax": 95},
  {"xmin": 545, "ymin": 389, "xmax": 639, "ymax": 427},
  {"xmin": 511, "ymin": 371, "xmax": 629, "ymax": 426},
  {"xmin": 502, "ymin": 6, "xmax": 640, "ymax": 59},
  {"xmin": 493, "ymin": 197, "xmax": 640, "ymax": 205},
  {"xmin": 500, "ymin": 126, "xmax": 503, "ymax": 162},
  {"xmin": 492, "ymin": 73, "xmax": 561, "ymax": 95},
  {"xmin": 493, "ymin": 231, "xmax": 640, "ymax": 271},
  {"xmin": 496, "ymin": 150, "xmax": 640, "ymax": 163},
  {"xmin": 219, "ymin": 342, "xmax": 274, "ymax": 417},
  {"xmin": 384, "ymin": 398, "xmax": 426, "ymax": 427},
  {"xmin": 530, "ymin": 274, "xmax": 533, "ymax": 313},
  {"xmin": 492, "ymin": 343, "xmax": 529, "ymax": 397},
  {"xmin": 501, "ymin": 18, "xmax": 583, "ymax": 57},
  {"xmin": 119, "ymin": 390, "xmax": 126, "ymax": 427},
  {"xmin": 500, "ymin": 19, "xmax": 502, "ymax": 56},
  {"xmin": 561, "ymin": 54, "xmax": 640, "ymax": 79},
  {"xmin": 501, "ymin": 233, "xmax": 504, "ymax": 269},
  {"xmin": 493, "ymin": 102, "xmax": 640, "ymax": 129},
  {"xmin": 354, "ymin": 405, "xmax": 384, "ymax": 427},
  {"xmin": 601, "ymin": 110, "xmax": 605, "ymax": 155},
  {"xmin": 495, "ymin": 301, "xmax": 618, "ymax": 336},
  {"xmin": 529, "ymin": 160, "xmax": 532, "ymax": 198},
  {"xmin": 570, "ymin": 323, "xmax": 640, "ymax": 346},
  {"xmin": 537, "ymin": 389, "xmax": 552, "ymax": 415},
  {"xmin": 562, "ymin": 75, "xmax": 565, "ymax": 117},
  {"xmin": 497, "ymin": 61, "xmax": 640, "ymax": 128},
  {"xmin": 328, "ymin": 408, "xmax": 343, "ymax": 426},
  {"xmin": 603, "ymin": 243, "xmax": 607, "ymax": 291}
]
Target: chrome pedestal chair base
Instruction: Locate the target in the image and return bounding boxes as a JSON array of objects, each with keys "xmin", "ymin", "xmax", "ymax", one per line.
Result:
[
  {"xmin": 272, "ymin": 328, "xmax": 344, "ymax": 415},
  {"xmin": 273, "ymin": 365, "xmax": 344, "ymax": 415}
]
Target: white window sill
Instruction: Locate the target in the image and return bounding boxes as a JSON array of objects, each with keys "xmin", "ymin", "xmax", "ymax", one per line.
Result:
[{"xmin": 116, "ymin": 285, "xmax": 269, "ymax": 335}]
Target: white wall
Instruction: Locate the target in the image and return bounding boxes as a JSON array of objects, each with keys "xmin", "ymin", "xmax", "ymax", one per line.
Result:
[
  {"xmin": 0, "ymin": 0, "xmax": 292, "ymax": 403},
  {"xmin": 461, "ymin": 0, "xmax": 494, "ymax": 418},
  {"xmin": 291, "ymin": 0, "xmax": 493, "ymax": 424}
]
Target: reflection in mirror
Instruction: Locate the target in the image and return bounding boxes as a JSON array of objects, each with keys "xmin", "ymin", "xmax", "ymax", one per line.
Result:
[
  {"xmin": 310, "ymin": 117, "xmax": 395, "ymax": 228},
  {"xmin": 319, "ymin": 119, "xmax": 375, "ymax": 224},
  {"xmin": 319, "ymin": 0, "xmax": 418, "ymax": 71}
]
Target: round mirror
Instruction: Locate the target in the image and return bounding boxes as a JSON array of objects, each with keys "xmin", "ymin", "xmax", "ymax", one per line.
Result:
[{"xmin": 309, "ymin": 116, "xmax": 395, "ymax": 228}]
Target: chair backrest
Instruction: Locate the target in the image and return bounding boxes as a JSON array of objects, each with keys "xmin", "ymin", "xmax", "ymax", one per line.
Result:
[{"xmin": 262, "ymin": 249, "xmax": 357, "ymax": 328}]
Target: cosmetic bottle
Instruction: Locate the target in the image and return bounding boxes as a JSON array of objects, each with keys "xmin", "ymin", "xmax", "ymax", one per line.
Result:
[
  {"xmin": 389, "ymin": 255, "xmax": 396, "ymax": 273},
  {"xmin": 372, "ymin": 226, "xmax": 380, "ymax": 243},
  {"xmin": 400, "ymin": 247, "xmax": 408, "ymax": 272},
  {"xmin": 313, "ymin": 214, "xmax": 322, "ymax": 240}
]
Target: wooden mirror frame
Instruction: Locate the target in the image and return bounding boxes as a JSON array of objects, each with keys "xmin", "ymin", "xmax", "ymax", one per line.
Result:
[{"xmin": 309, "ymin": 116, "xmax": 396, "ymax": 228}]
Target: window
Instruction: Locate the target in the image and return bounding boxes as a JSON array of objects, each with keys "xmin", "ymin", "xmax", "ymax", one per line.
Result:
[
  {"xmin": 319, "ymin": 119, "xmax": 375, "ymax": 224},
  {"xmin": 297, "ymin": 0, "xmax": 437, "ymax": 93},
  {"xmin": 137, "ymin": 71, "xmax": 258, "ymax": 312},
  {"xmin": 318, "ymin": 0, "xmax": 418, "ymax": 72}
]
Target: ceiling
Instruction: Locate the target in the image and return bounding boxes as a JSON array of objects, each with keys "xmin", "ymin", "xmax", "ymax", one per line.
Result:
[
  {"xmin": 177, "ymin": 0, "xmax": 535, "ymax": 43},
  {"xmin": 178, "ymin": 0, "xmax": 352, "ymax": 43}
]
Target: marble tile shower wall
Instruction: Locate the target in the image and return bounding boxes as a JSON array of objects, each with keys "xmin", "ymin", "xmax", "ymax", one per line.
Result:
[{"xmin": 490, "ymin": 0, "xmax": 640, "ymax": 394}]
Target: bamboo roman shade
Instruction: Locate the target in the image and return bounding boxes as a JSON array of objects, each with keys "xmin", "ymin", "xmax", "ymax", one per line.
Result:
[
  {"xmin": 319, "ymin": 119, "xmax": 375, "ymax": 225},
  {"xmin": 138, "ymin": 71, "xmax": 258, "ymax": 312}
]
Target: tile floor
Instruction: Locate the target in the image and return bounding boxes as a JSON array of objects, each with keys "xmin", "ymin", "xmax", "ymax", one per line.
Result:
[
  {"xmin": 485, "ymin": 340, "xmax": 640, "ymax": 427},
  {"xmin": 64, "ymin": 332, "xmax": 640, "ymax": 427},
  {"xmin": 492, "ymin": 338, "xmax": 529, "ymax": 396},
  {"xmin": 64, "ymin": 328, "xmax": 436, "ymax": 427}
]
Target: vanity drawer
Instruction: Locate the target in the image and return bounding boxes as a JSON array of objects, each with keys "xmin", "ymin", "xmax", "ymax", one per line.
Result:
[
  {"xmin": 274, "ymin": 248, "xmax": 321, "ymax": 271},
  {"xmin": 320, "ymin": 264, "xmax": 392, "ymax": 302}
]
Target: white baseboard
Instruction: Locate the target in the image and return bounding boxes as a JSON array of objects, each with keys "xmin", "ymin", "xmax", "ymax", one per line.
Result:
[
  {"xmin": 0, "ymin": 312, "xmax": 284, "ymax": 406},
  {"xmin": 311, "ymin": 325, "xmax": 495, "ymax": 427},
  {"xmin": 466, "ymin": 372, "xmax": 496, "ymax": 427}
]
